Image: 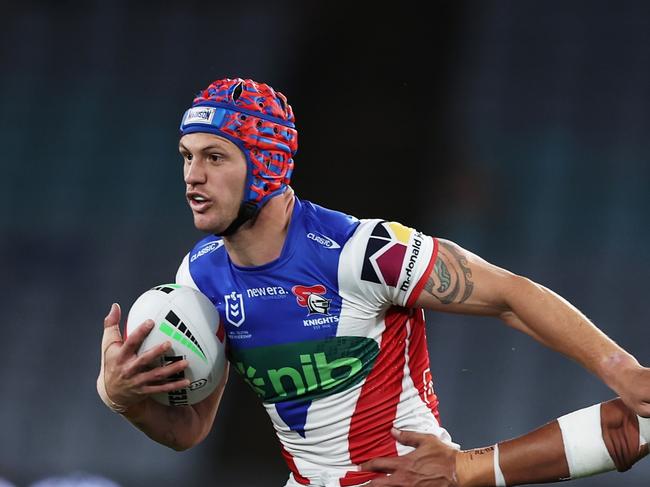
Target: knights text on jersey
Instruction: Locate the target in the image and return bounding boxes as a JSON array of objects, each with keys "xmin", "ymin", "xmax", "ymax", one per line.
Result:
[{"xmin": 175, "ymin": 197, "xmax": 457, "ymax": 487}]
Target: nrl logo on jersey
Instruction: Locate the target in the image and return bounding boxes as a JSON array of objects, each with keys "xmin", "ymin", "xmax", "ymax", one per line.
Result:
[{"xmin": 225, "ymin": 291, "xmax": 245, "ymax": 327}]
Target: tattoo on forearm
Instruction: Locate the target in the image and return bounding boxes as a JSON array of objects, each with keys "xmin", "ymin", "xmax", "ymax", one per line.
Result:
[
  {"xmin": 424, "ymin": 241, "xmax": 474, "ymax": 305},
  {"xmin": 468, "ymin": 446, "xmax": 495, "ymax": 461}
]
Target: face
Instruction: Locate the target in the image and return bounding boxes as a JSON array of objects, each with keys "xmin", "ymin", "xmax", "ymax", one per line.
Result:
[{"xmin": 179, "ymin": 132, "xmax": 247, "ymax": 234}]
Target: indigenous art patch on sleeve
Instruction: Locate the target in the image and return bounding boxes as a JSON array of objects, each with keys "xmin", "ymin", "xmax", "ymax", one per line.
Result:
[{"xmin": 361, "ymin": 221, "xmax": 425, "ymax": 293}]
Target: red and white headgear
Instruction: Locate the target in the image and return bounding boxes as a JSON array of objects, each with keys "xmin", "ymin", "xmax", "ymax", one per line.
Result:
[{"xmin": 179, "ymin": 78, "xmax": 298, "ymax": 234}]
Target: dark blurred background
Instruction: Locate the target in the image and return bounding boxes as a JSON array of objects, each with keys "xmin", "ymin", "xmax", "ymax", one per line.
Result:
[{"xmin": 1, "ymin": 1, "xmax": 649, "ymax": 486}]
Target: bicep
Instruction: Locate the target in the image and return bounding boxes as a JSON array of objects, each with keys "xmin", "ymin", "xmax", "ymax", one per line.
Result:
[{"xmin": 413, "ymin": 238, "xmax": 517, "ymax": 316}]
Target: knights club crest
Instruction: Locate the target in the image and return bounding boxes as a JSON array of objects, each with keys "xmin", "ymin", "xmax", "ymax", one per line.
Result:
[
  {"xmin": 291, "ymin": 284, "xmax": 331, "ymax": 315},
  {"xmin": 225, "ymin": 291, "xmax": 245, "ymax": 327}
]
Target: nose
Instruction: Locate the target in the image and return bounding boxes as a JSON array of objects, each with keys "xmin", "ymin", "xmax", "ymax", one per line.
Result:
[{"xmin": 184, "ymin": 158, "xmax": 207, "ymax": 186}]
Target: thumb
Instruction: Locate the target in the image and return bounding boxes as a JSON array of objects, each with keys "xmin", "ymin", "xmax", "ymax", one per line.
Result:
[
  {"xmin": 102, "ymin": 303, "xmax": 123, "ymax": 352},
  {"xmin": 104, "ymin": 303, "xmax": 121, "ymax": 329},
  {"xmin": 391, "ymin": 428, "xmax": 430, "ymax": 448}
]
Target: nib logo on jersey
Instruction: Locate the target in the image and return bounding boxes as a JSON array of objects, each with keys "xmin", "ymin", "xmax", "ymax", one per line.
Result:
[
  {"xmin": 361, "ymin": 221, "xmax": 425, "ymax": 292},
  {"xmin": 232, "ymin": 336, "xmax": 379, "ymax": 437},
  {"xmin": 291, "ymin": 284, "xmax": 339, "ymax": 328}
]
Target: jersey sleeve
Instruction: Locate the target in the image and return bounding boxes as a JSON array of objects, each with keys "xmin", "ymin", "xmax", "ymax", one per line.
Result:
[
  {"xmin": 175, "ymin": 252, "xmax": 199, "ymax": 290},
  {"xmin": 339, "ymin": 219, "xmax": 438, "ymax": 308}
]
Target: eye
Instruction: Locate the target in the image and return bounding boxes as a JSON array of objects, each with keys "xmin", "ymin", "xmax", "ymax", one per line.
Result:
[
  {"xmin": 209, "ymin": 153, "xmax": 224, "ymax": 163},
  {"xmin": 181, "ymin": 152, "xmax": 193, "ymax": 163}
]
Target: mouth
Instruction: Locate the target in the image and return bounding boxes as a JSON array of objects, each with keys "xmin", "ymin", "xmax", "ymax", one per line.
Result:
[{"xmin": 187, "ymin": 192, "xmax": 212, "ymax": 213}]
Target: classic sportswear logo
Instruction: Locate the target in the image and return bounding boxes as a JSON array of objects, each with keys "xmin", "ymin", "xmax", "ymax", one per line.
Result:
[
  {"xmin": 184, "ymin": 106, "xmax": 216, "ymax": 125},
  {"xmin": 225, "ymin": 291, "xmax": 245, "ymax": 327},
  {"xmin": 232, "ymin": 336, "xmax": 379, "ymax": 403},
  {"xmin": 190, "ymin": 240, "xmax": 224, "ymax": 262},
  {"xmin": 307, "ymin": 231, "xmax": 341, "ymax": 249}
]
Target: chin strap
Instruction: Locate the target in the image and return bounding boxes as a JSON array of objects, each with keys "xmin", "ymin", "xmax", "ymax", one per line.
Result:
[{"xmin": 217, "ymin": 201, "xmax": 259, "ymax": 237}]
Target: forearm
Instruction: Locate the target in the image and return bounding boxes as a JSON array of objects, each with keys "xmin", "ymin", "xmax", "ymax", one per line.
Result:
[
  {"xmin": 418, "ymin": 239, "xmax": 642, "ymax": 391},
  {"xmin": 499, "ymin": 276, "xmax": 639, "ymax": 389},
  {"xmin": 457, "ymin": 398, "xmax": 649, "ymax": 487},
  {"xmin": 458, "ymin": 421, "xmax": 569, "ymax": 487},
  {"xmin": 122, "ymin": 370, "xmax": 228, "ymax": 451},
  {"xmin": 122, "ymin": 380, "xmax": 225, "ymax": 451},
  {"xmin": 122, "ymin": 399, "xmax": 199, "ymax": 450}
]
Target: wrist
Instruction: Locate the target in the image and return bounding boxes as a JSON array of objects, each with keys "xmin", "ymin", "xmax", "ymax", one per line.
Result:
[
  {"xmin": 599, "ymin": 352, "xmax": 640, "ymax": 393},
  {"xmin": 97, "ymin": 374, "xmax": 129, "ymax": 413},
  {"xmin": 120, "ymin": 397, "xmax": 149, "ymax": 419},
  {"xmin": 455, "ymin": 450, "xmax": 471, "ymax": 487},
  {"xmin": 456, "ymin": 447, "xmax": 500, "ymax": 487}
]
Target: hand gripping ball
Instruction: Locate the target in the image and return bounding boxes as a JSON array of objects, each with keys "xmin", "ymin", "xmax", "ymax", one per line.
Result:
[{"xmin": 126, "ymin": 284, "xmax": 226, "ymax": 406}]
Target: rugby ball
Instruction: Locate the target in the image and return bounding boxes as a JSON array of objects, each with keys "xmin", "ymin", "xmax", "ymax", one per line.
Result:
[{"xmin": 126, "ymin": 284, "xmax": 226, "ymax": 406}]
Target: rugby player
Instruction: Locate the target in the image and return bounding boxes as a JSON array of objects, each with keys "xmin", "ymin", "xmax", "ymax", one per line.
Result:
[{"xmin": 98, "ymin": 78, "xmax": 649, "ymax": 486}]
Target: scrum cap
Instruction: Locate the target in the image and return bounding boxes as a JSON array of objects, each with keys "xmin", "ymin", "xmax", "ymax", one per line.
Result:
[{"xmin": 179, "ymin": 78, "xmax": 298, "ymax": 219}]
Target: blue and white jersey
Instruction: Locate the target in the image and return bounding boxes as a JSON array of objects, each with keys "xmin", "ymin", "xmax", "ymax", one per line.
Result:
[{"xmin": 176, "ymin": 197, "xmax": 456, "ymax": 487}]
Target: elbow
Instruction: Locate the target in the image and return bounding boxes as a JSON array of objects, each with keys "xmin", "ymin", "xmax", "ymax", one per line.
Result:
[
  {"xmin": 507, "ymin": 272, "xmax": 540, "ymax": 294},
  {"xmin": 162, "ymin": 430, "xmax": 206, "ymax": 452},
  {"xmin": 169, "ymin": 442, "xmax": 191, "ymax": 452},
  {"xmin": 499, "ymin": 273, "xmax": 544, "ymax": 307},
  {"xmin": 601, "ymin": 398, "xmax": 648, "ymax": 472},
  {"xmin": 173, "ymin": 431, "xmax": 209, "ymax": 451},
  {"xmin": 168, "ymin": 437, "xmax": 202, "ymax": 452},
  {"xmin": 497, "ymin": 274, "xmax": 541, "ymax": 323}
]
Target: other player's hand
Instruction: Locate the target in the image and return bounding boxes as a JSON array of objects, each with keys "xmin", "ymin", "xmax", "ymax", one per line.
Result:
[
  {"xmin": 614, "ymin": 363, "xmax": 650, "ymax": 418},
  {"xmin": 361, "ymin": 428, "xmax": 459, "ymax": 486},
  {"xmin": 98, "ymin": 303, "xmax": 190, "ymax": 411}
]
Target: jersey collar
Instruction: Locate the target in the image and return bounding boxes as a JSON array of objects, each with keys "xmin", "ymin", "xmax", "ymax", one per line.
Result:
[{"xmin": 229, "ymin": 196, "xmax": 303, "ymax": 272}]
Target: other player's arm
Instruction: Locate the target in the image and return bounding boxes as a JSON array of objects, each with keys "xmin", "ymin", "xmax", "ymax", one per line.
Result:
[
  {"xmin": 97, "ymin": 303, "xmax": 228, "ymax": 451},
  {"xmin": 412, "ymin": 238, "xmax": 650, "ymax": 417},
  {"xmin": 363, "ymin": 398, "xmax": 649, "ymax": 486}
]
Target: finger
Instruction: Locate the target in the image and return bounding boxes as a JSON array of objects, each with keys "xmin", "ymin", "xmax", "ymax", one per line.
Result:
[
  {"xmin": 121, "ymin": 319, "xmax": 155, "ymax": 357},
  {"xmin": 121, "ymin": 342, "xmax": 175, "ymax": 379},
  {"xmin": 138, "ymin": 358, "xmax": 189, "ymax": 385},
  {"xmin": 367, "ymin": 474, "xmax": 399, "ymax": 486},
  {"xmin": 360, "ymin": 457, "xmax": 401, "ymax": 473},
  {"xmin": 134, "ymin": 341, "xmax": 173, "ymax": 369},
  {"xmin": 392, "ymin": 427, "xmax": 430, "ymax": 448},
  {"xmin": 142, "ymin": 378, "xmax": 191, "ymax": 396},
  {"xmin": 366, "ymin": 477, "xmax": 388, "ymax": 486},
  {"xmin": 104, "ymin": 303, "xmax": 121, "ymax": 329},
  {"xmin": 102, "ymin": 303, "xmax": 123, "ymax": 353}
]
